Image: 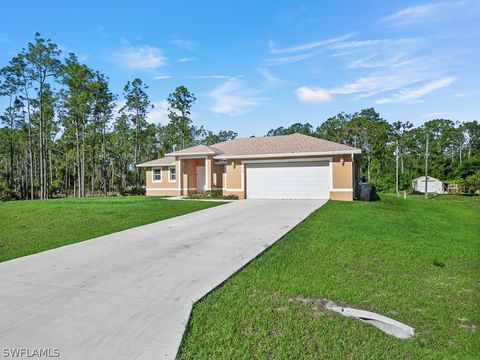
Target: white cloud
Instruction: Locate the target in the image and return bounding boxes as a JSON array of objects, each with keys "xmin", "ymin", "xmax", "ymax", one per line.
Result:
[
  {"xmin": 295, "ymin": 87, "xmax": 332, "ymax": 103},
  {"xmin": 187, "ymin": 75, "xmax": 242, "ymax": 79},
  {"xmin": 269, "ymin": 33, "xmax": 354, "ymax": 54},
  {"xmin": 422, "ymin": 112, "xmax": 444, "ymax": 118},
  {"xmin": 263, "ymin": 52, "xmax": 316, "ymax": 66},
  {"xmin": 147, "ymin": 100, "xmax": 170, "ymax": 125},
  {"xmin": 117, "ymin": 45, "xmax": 167, "ymax": 69},
  {"xmin": 153, "ymin": 75, "xmax": 171, "ymax": 80},
  {"xmin": 453, "ymin": 90, "xmax": 480, "ymax": 98},
  {"xmin": 208, "ymin": 78, "xmax": 260, "ymax": 116},
  {"xmin": 177, "ymin": 57, "xmax": 196, "ymax": 62},
  {"xmin": 257, "ymin": 67, "xmax": 283, "ymax": 86},
  {"xmin": 169, "ymin": 37, "xmax": 196, "ymax": 51},
  {"xmin": 380, "ymin": 3, "xmax": 445, "ymax": 26},
  {"xmin": 331, "ymin": 38, "xmax": 419, "ymax": 49},
  {"xmin": 375, "ymin": 77, "xmax": 456, "ymax": 104},
  {"xmin": 347, "ymin": 53, "xmax": 414, "ymax": 69},
  {"xmin": 330, "ymin": 72, "xmax": 425, "ymax": 98},
  {"xmin": 379, "ymin": 1, "xmax": 479, "ymax": 26}
]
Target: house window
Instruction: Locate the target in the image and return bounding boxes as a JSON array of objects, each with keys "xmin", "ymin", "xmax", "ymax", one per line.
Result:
[
  {"xmin": 169, "ymin": 167, "xmax": 176, "ymax": 182},
  {"xmin": 153, "ymin": 168, "xmax": 162, "ymax": 182}
]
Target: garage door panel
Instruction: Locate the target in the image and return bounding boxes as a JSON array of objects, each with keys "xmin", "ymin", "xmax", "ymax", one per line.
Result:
[{"xmin": 246, "ymin": 161, "xmax": 330, "ymax": 199}]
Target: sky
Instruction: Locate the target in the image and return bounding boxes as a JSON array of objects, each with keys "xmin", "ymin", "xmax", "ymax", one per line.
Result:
[{"xmin": 1, "ymin": 0, "xmax": 479, "ymax": 136}]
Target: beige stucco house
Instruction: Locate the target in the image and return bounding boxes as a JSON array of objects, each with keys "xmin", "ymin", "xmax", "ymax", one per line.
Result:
[{"xmin": 136, "ymin": 133, "xmax": 361, "ymax": 201}]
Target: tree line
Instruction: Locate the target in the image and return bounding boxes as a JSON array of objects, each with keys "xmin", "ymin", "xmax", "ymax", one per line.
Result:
[
  {"xmin": 0, "ymin": 33, "xmax": 237, "ymax": 200},
  {"xmin": 267, "ymin": 109, "xmax": 480, "ymax": 193},
  {"xmin": 1, "ymin": 34, "xmax": 479, "ymax": 201}
]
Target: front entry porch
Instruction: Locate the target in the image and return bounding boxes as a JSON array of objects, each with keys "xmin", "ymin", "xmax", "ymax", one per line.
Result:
[{"xmin": 178, "ymin": 157, "xmax": 224, "ymax": 197}]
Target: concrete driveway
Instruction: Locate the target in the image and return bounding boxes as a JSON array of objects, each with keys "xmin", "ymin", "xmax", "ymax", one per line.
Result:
[{"xmin": 0, "ymin": 199, "xmax": 326, "ymax": 359}]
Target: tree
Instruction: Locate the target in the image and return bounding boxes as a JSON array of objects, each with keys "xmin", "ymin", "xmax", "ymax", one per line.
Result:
[
  {"xmin": 121, "ymin": 78, "xmax": 151, "ymax": 187},
  {"xmin": 23, "ymin": 33, "xmax": 61, "ymax": 199},
  {"xmin": 344, "ymin": 108, "xmax": 391, "ymax": 184},
  {"xmin": 89, "ymin": 72, "xmax": 115, "ymax": 195},
  {"xmin": 111, "ymin": 114, "xmax": 132, "ymax": 190},
  {"xmin": 267, "ymin": 122, "xmax": 313, "ymax": 136},
  {"xmin": 315, "ymin": 113, "xmax": 350, "ymax": 143},
  {"xmin": 161, "ymin": 86, "xmax": 198, "ymax": 153},
  {"xmin": 202, "ymin": 130, "xmax": 238, "ymax": 145},
  {"xmin": 59, "ymin": 54, "xmax": 94, "ymax": 197},
  {"xmin": 461, "ymin": 121, "xmax": 480, "ymax": 158},
  {"xmin": 421, "ymin": 119, "xmax": 457, "ymax": 179},
  {"xmin": 0, "ymin": 90, "xmax": 23, "ymax": 190},
  {"xmin": 1, "ymin": 54, "xmax": 35, "ymax": 198}
]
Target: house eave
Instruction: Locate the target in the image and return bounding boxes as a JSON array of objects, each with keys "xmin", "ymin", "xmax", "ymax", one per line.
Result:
[
  {"xmin": 136, "ymin": 162, "xmax": 176, "ymax": 168},
  {"xmin": 166, "ymin": 151, "xmax": 217, "ymax": 157}
]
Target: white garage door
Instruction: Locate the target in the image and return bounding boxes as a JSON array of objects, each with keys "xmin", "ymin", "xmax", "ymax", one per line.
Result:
[{"xmin": 246, "ymin": 161, "xmax": 330, "ymax": 199}]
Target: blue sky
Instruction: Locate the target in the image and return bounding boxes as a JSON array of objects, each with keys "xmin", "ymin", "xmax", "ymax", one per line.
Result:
[{"xmin": 1, "ymin": 0, "xmax": 479, "ymax": 136}]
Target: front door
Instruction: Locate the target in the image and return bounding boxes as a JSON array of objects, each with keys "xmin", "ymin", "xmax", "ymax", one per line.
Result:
[{"xmin": 196, "ymin": 166, "xmax": 206, "ymax": 193}]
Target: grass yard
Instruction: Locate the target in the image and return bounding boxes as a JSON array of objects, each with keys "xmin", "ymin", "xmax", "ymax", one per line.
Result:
[
  {"xmin": 178, "ymin": 195, "xmax": 480, "ymax": 359},
  {"xmin": 0, "ymin": 196, "xmax": 222, "ymax": 263}
]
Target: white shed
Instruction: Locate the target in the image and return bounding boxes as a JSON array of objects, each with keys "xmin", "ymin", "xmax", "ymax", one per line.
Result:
[{"xmin": 412, "ymin": 176, "xmax": 445, "ymax": 194}]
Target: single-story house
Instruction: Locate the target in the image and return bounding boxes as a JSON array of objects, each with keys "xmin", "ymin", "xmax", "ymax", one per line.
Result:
[
  {"xmin": 136, "ymin": 133, "xmax": 362, "ymax": 201},
  {"xmin": 412, "ymin": 176, "xmax": 445, "ymax": 194}
]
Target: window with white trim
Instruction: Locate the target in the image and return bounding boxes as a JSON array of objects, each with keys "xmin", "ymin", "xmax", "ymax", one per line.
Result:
[
  {"xmin": 152, "ymin": 168, "xmax": 162, "ymax": 182},
  {"xmin": 169, "ymin": 167, "xmax": 176, "ymax": 182}
]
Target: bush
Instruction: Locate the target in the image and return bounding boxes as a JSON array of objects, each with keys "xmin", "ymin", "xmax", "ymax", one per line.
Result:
[
  {"xmin": 372, "ymin": 173, "xmax": 395, "ymax": 193},
  {"xmin": 221, "ymin": 194, "xmax": 239, "ymax": 200},
  {"xmin": 119, "ymin": 186, "xmax": 146, "ymax": 196},
  {"xmin": 0, "ymin": 183, "xmax": 19, "ymax": 201},
  {"xmin": 457, "ymin": 157, "xmax": 480, "ymax": 179},
  {"xmin": 129, "ymin": 186, "xmax": 146, "ymax": 196},
  {"xmin": 464, "ymin": 170, "xmax": 480, "ymax": 195},
  {"xmin": 188, "ymin": 190, "xmax": 238, "ymax": 200}
]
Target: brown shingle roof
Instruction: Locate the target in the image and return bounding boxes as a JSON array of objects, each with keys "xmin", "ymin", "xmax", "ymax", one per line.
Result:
[
  {"xmin": 212, "ymin": 133, "xmax": 358, "ymax": 157},
  {"xmin": 166, "ymin": 144, "xmax": 219, "ymax": 156},
  {"xmin": 136, "ymin": 156, "xmax": 176, "ymax": 167},
  {"xmin": 162, "ymin": 133, "xmax": 360, "ymax": 159}
]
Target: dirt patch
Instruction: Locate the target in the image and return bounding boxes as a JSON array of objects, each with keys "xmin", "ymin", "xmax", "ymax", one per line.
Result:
[
  {"xmin": 460, "ymin": 323, "xmax": 477, "ymax": 331},
  {"xmin": 287, "ymin": 295, "xmax": 331, "ymax": 311}
]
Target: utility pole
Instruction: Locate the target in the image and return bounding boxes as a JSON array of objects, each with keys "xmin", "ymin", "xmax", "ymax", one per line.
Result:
[
  {"xmin": 424, "ymin": 135, "xmax": 429, "ymax": 199},
  {"xmin": 395, "ymin": 141, "xmax": 399, "ymax": 196}
]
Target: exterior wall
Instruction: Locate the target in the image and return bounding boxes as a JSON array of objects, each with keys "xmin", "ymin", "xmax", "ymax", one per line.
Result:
[
  {"xmin": 151, "ymin": 154, "xmax": 355, "ymax": 200},
  {"xmin": 145, "ymin": 166, "xmax": 180, "ymax": 196},
  {"xmin": 330, "ymin": 154, "xmax": 353, "ymax": 201},
  {"xmin": 222, "ymin": 154, "xmax": 355, "ymax": 201},
  {"xmin": 223, "ymin": 159, "xmax": 245, "ymax": 199},
  {"xmin": 332, "ymin": 154, "xmax": 352, "ymax": 189},
  {"xmin": 330, "ymin": 191, "xmax": 353, "ymax": 201}
]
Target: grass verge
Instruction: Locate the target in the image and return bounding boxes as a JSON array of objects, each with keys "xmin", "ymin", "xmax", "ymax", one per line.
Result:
[
  {"xmin": 0, "ymin": 196, "xmax": 222, "ymax": 263},
  {"xmin": 178, "ymin": 195, "xmax": 479, "ymax": 359}
]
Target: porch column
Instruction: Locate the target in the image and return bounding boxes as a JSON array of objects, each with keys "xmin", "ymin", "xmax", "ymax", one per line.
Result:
[
  {"xmin": 206, "ymin": 157, "xmax": 213, "ymax": 191},
  {"xmin": 177, "ymin": 158, "xmax": 183, "ymax": 196}
]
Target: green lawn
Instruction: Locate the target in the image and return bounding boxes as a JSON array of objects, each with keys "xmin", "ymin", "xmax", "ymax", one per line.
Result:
[
  {"xmin": 178, "ymin": 195, "xmax": 480, "ymax": 359},
  {"xmin": 0, "ymin": 196, "xmax": 222, "ymax": 263}
]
